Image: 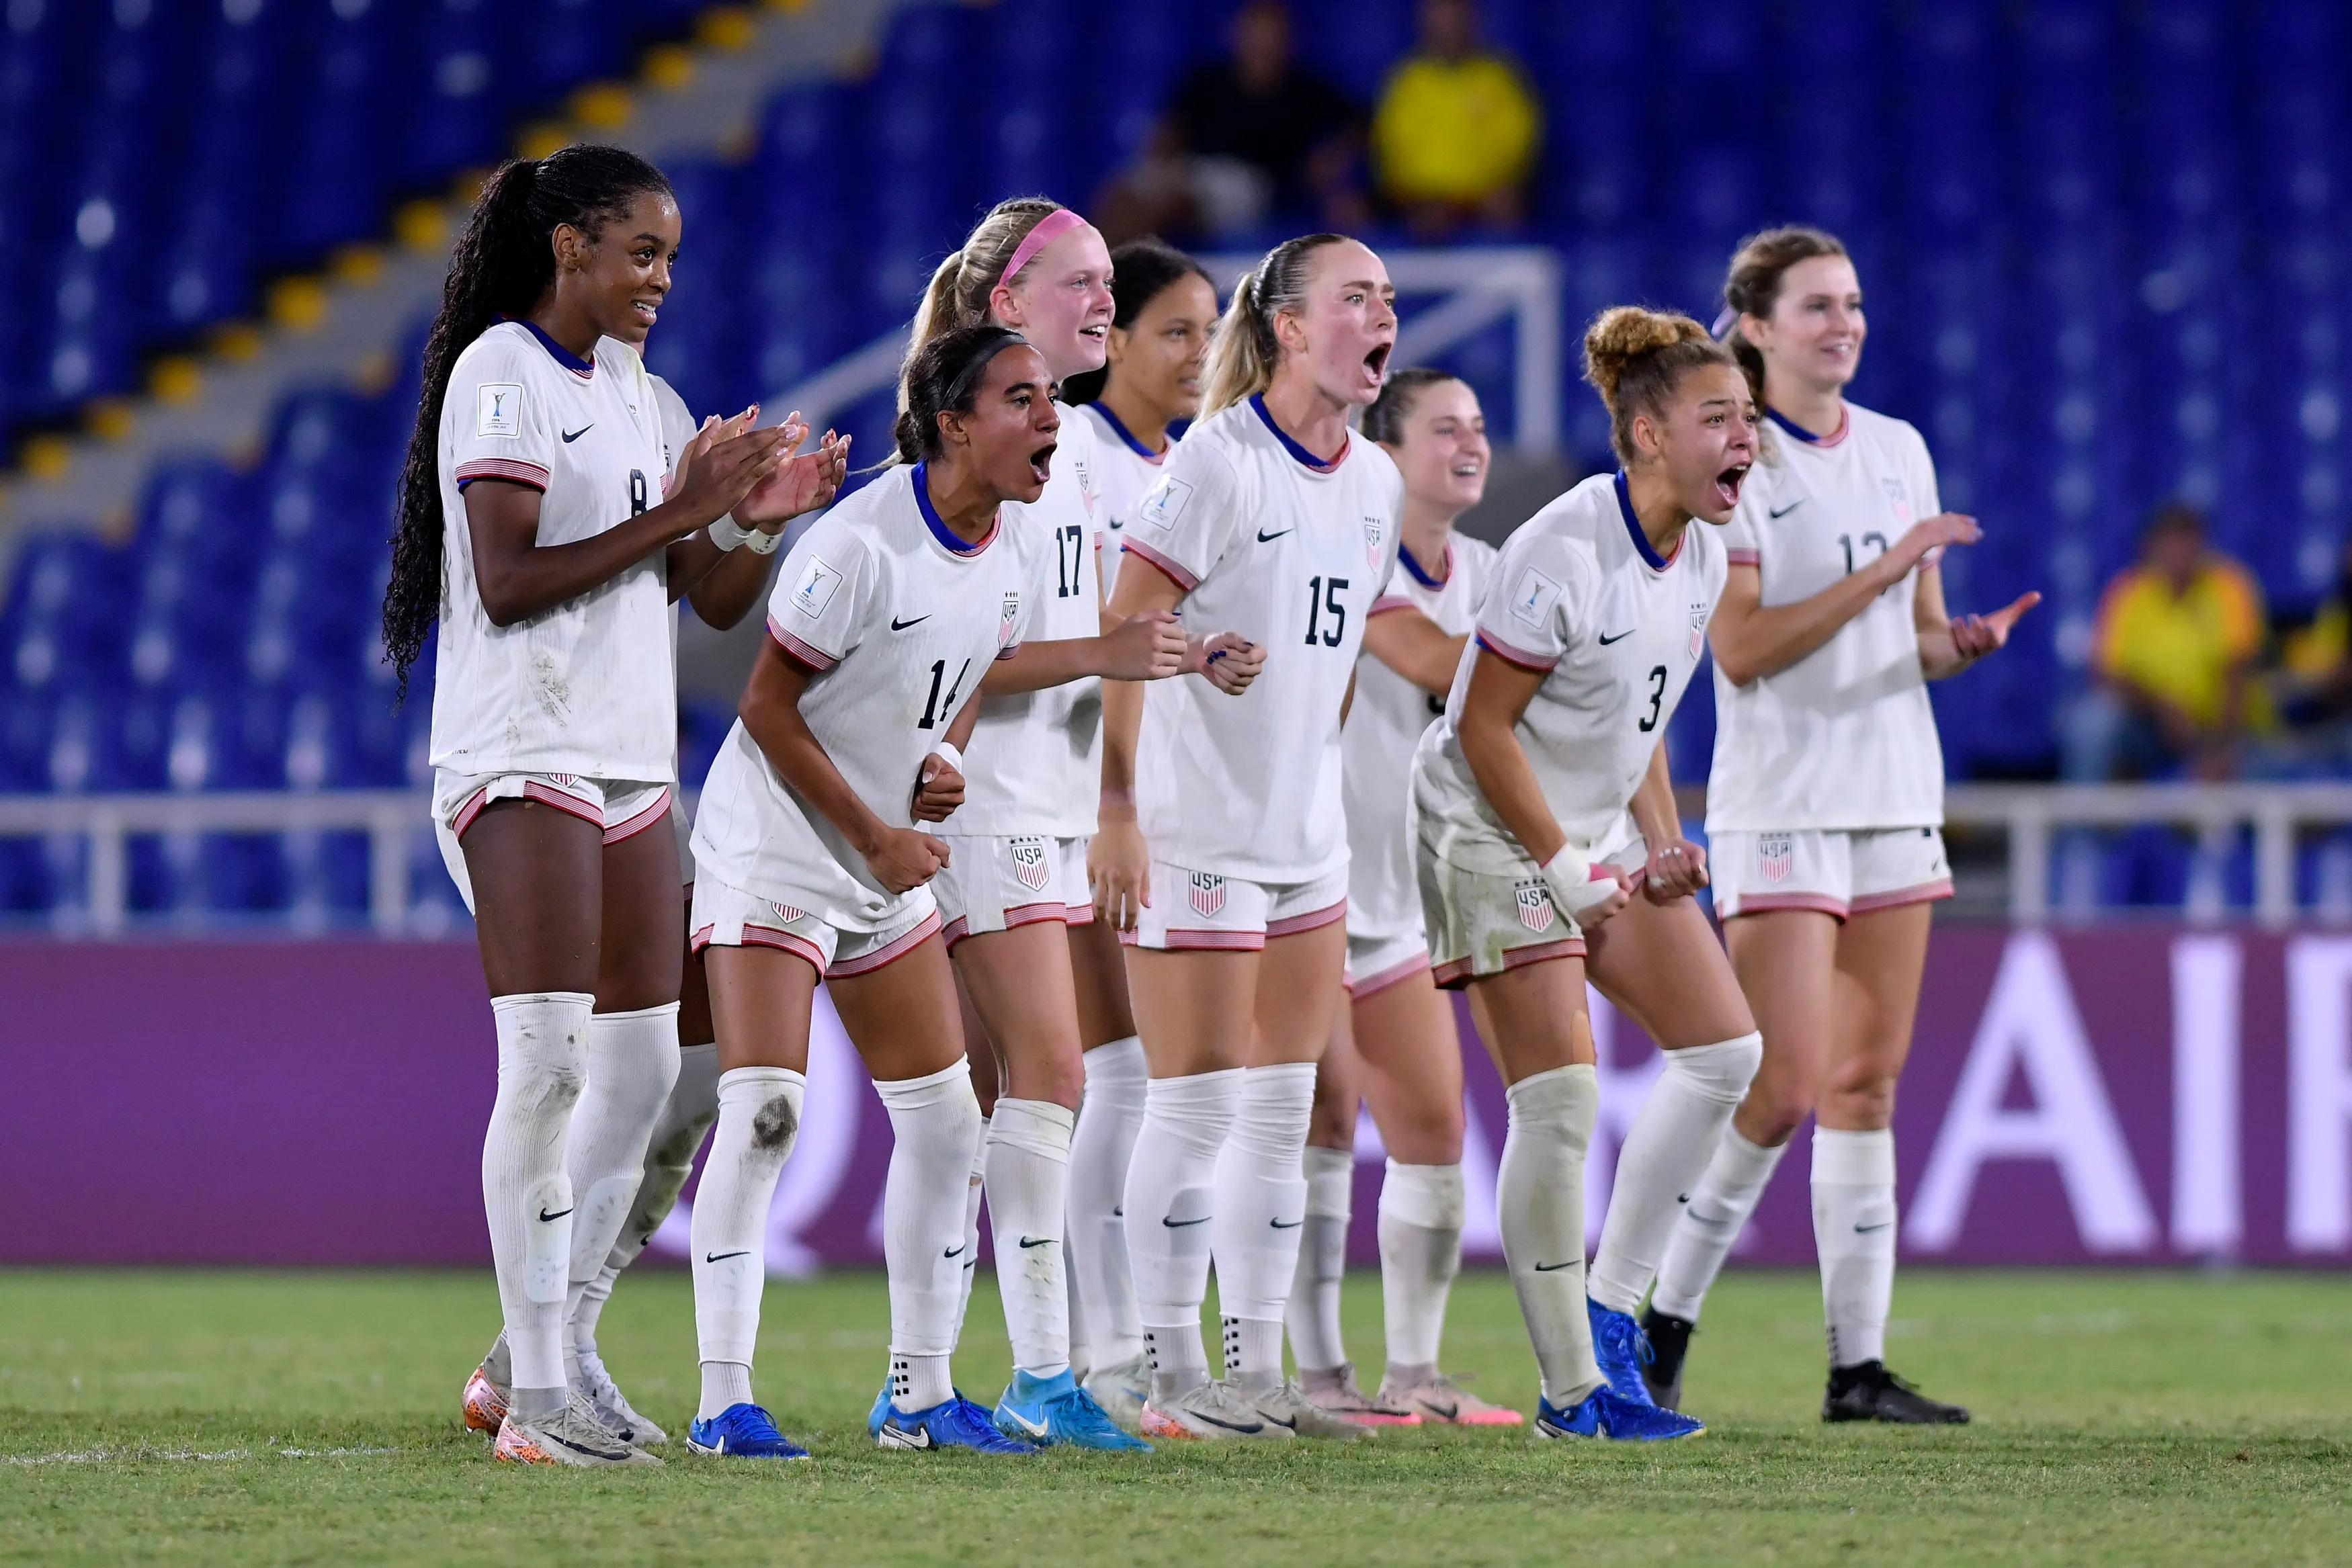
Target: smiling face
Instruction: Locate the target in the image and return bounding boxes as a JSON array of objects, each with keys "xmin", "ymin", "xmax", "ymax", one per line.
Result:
[
  {"xmin": 1742, "ymin": 252, "xmax": 1864, "ymax": 400},
  {"xmin": 1275, "ymin": 239, "xmax": 1398, "ymax": 407},
  {"xmin": 993, "ymin": 222, "xmax": 1115, "ymax": 386},
  {"xmin": 1378, "ymin": 377, "xmax": 1488, "ymax": 515},
  {"xmin": 1629, "ymin": 362, "xmax": 1758, "ymax": 525},
  {"xmin": 939, "ymin": 343, "xmax": 1062, "ymax": 505},
  {"xmin": 1108, "ymin": 270, "xmax": 1219, "ymax": 425},
  {"xmin": 555, "ymin": 189, "xmax": 680, "ymax": 349}
]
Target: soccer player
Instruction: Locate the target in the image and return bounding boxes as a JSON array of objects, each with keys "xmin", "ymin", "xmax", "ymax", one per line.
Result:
[
  {"xmin": 1095, "ymin": 233, "xmax": 1400, "ymax": 1443},
  {"xmin": 384, "ymin": 144, "xmax": 827, "ymax": 1467},
  {"xmin": 1408, "ymin": 306, "xmax": 1761, "ymax": 1442},
  {"xmin": 1644, "ymin": 228, "xmax": 2034, "ymax": 1424},
  {"xmin": 1286, "ymin": 369, "xmax": 1520, "ymax": 1427},
  {"xmin": 1059, "ymin": 234, "xmax": 1218, "ymax": 1409}
]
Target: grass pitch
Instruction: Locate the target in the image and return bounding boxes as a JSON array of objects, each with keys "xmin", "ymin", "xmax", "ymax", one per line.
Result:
[{"xmin": 3, "ymin": 1268, "xmax": 2349, "ymax": 1565}]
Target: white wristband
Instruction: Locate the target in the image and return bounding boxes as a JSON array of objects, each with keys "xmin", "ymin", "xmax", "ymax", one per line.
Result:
[
  {"xmin": 743, "ymin": 523, "xmax": 784, "ymax": 556},
  {"xmin": 1540, "ymin": 842, "xmax": 1621, "ymax": 922},
  {"xmin": 926, "ymin": 741, "xmax": 964, "ymax": 776},
  {"xmin": 709, "ymin": 517, "xmax": 783, "ymax": 555}
]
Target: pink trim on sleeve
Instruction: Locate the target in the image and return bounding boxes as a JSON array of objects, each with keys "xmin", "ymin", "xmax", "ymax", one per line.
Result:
[
  {"xmin": 767, "ymin": 617, "xmax": 839, "ymax": 672},
  {"xmin": 1118, "ymin": 536, "xmax": 1200, "ymax": 593},
  {"xmin": 1474, "ymin": 629, "xmax": 1558, "ymax": 672}
]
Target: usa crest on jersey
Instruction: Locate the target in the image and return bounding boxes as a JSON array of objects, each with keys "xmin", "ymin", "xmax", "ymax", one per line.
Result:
[
  {"xmin": 1514, "ymin": 879, "xmax": 1556, "ymax": 931},
  {"xmin": 1010, "ymin": 836, "xmax": 1050, "ymax": 891},
  {"xmin": 1689, "ymin": 601, "xmax": 1708, "ymax": 660},
  {"xmin": 1759, "ymin": 832, "xmax": 1793, "ymax": 884},
  {"xmin": 1189, "ymin": 871, "xmax": 1226, "ymax": 917},
  {"xmin": 1363, "ymin": 514, "xmax": 1386, "ymax": 571},
  {"xmin": 999, "ymin": 591, "xmax": 1021, "ymax": 649}
]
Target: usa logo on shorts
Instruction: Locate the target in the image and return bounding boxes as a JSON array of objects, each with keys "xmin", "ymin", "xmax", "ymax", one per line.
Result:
[
  {"xmin": 765, "ymin": 899, "xmax": 806, "ymax": 924},
  {"xmin": 1759, "ymin": 833, "xmax": 1793, "ymax": 885},
  {"xmin": 1515, "ymin": 879, "xmax": 1556, "ymax": 932},
  {"xmin": 1010, "ymin": 836, "xmax": 1050, "ymax": 892},
  {"xmin": 1188, "ymin": 872, "xmax": 1226, "ymax": 918}
]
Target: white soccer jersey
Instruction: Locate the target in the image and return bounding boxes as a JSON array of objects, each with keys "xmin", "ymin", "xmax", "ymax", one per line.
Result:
[
  {"xmin": 957, "ymin": 404, "xmax": 1105, "ymax": 837},
  {"xmin": 1345, "ymin": 533, "xmax": 1498, "ymax": 940},
  {"xmin": 1123, "ymin": 396, "xmax": 1404, "ymax": 883},
  {"xmin": 1414, "ymin": 472, "xmax": 1727, "ymax": 875},
  {"xmin": 1706, "ymin": 402, "xmax": 1946, "ymax": 833},
  {"xmin": 1081, "ymin": 402, "xmax": 1176, "ymax": 601},
  {"xmin": 689, "ymin": 464, "xmax": 1044, "ymax": 924},
  {"xmin": 429, "ymin": 320, "xmax": 675, "ymax": 782}
]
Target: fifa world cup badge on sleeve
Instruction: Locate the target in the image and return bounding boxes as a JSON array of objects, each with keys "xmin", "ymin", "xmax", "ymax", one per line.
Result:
[
  {"xmin": 1138, "ymin": 478, "xmax": 1192, "ymax": 532},
  {"xmin": 477, "ymin": 384, "xmax": 522, "ymax": 439},
  {"xmin": 792, "ymin": 556, "xmax": 842, "ymax": 617},
  {"xmin": 1509, "ymin": 568, "xmax": 1560, "ymax": 629}
]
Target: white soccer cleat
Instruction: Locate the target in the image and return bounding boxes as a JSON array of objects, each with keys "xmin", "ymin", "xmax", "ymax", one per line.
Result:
[
  {"xmin": 1081, "ymin": 1352, "xmax": 1151, "ymax": 1432},
  {"xmin": 1298, "ymin": 1362, "xmax": 1422, "ymax": 1427},
  {"xmin": 574, "ymin": 1346, "xmax": 669, "ymax": 1446},
  {"xmin": 494, "ymin": 1394, "xmax": 663, "ymax": 1467},
  {"xmin": 1138, "ymin": 1379, "xmax": 1294, "ymax": 1442},
  {"xmin": 1241, "ymin": 1377, "xmax": 1368, "ymax": 1440},
  {"xmin": 1376, "ymin": 1368, "xmax": 1525, "ymax": 1426}
]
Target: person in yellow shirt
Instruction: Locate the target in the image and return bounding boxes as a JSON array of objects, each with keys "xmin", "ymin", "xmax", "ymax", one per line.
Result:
[
  {"xmin": 2064, "ymin": 503, "xmax": 2266, "ymax": 780},
  {"xmin": 1370, "ymin": 0, "xmax": 1540, "ymax": 237}
]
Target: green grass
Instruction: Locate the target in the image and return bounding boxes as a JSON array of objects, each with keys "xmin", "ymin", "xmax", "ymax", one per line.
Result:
[{"xmin": 3, "ymin": 1269, "xmax": 2349, "ymax": 1566}]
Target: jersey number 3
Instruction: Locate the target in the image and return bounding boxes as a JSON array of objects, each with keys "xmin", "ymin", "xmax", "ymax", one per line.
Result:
[
  {"xmin": 1638, "ymin": 664, "xmax": 1666, "ymax": 732},
  {"xmin": 1304, "ymin": 575, "xmax": 1349, "ymax": 648}
]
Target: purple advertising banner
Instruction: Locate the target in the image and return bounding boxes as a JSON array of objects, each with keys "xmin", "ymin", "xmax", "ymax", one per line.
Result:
[{"xmin": 5, "ymin": 927, "xmax": 2350, "ymax": 1269}]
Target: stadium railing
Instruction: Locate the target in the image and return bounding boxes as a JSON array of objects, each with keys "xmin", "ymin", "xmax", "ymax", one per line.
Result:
[{"xmin": 7, "ymin": 782, "xmax": 2352, "ymax": 937}]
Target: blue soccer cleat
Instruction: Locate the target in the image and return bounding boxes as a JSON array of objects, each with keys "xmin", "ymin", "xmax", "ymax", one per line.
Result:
[
  {"xmin": 876, "ymin": 1391, "xmax": 1040, "ymax": 1454},
  {"xmin": 1587, "ymin": 1297, "xmax": 1660, "ymax": 1407},
  {"xmin": 686, "ymin": 1402, "xmax": 810, "ymax": 1460},
  {"xmin": 994, "ymin": 1368, "xmax": 1152, "ymax": 1451},
  {"xmin": 1534, "ymin": 1386, "xmax": 1705, "ymax": 1442},
  {"xmin": 866, "ymin": 1380, "xmax": 893, "ymax": 1439}
]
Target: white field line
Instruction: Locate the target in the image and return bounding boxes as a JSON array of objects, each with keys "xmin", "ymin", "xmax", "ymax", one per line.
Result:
[{"xmin": 5, "ymin": 1444, "xmax": 399, "ymax": 1466}]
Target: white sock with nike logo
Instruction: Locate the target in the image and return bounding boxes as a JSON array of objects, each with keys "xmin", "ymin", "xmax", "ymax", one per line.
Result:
[
  {"xmin": 1284, "ymin": 1144, "xmax": 1354, "ymax": 1374},
  {"xmin": 690, "ymin": 1065, "xmax": 806, "ymax": 1420},
  {"xmin": 1812, "ymin": 1126, "xmax": 1897, "ymax": 1368},
  {"xmin": 951, "ymin": 1115, "xmax": 988, "ymax": 1348},
  {"xmin": 1211, "ymin": 1061, "xmax": 1316, "ymax": 1387},
  {"xmin": 985, "ymin": 1097, "xmax": 1077, "ymax": 1380},
  {"xmin": 875, "ymin": 1059, "xmax": 982, "ymax": 1413},
  {"xmin": 482, "ymin": 992, "xmax": 593, "ymax": 1422},
  {"xmin": 1499, "ymin": 1064, "xmax": 1602, "ymax": 1408},
  {"xmin": 562, "ymin": 1003, "xmax": 683, "ymax": 1370},
  {"xmin": 1588, "ymin": 1033, "xmax": 1763, "ymax": 1315},
  {"xmin": 573, "ymin": 1041, "xmax": 722, "ymax": 1358},
  {"xmin": 1124, "ymin": 1068, "xmax": 1243, "ymax": 1401},
  {"xmin": 1650, "ymin": 1127, "xmax": 1786, "ymax": 1322},
  {"xmin": 1068, "ymin": 1036, "xmax": 1148, "ymax": 1374}
]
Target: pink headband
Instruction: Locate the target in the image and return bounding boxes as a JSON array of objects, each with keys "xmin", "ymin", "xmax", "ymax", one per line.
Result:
[{"xmin": 998, "ymin": 208, "xmax": 1089, "ymax": 292}]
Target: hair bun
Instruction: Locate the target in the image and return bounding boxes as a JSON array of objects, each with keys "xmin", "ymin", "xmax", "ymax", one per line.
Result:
[{"xmin": 1582, "ymin": 306, "xmax": 1709, "ymax": 402}]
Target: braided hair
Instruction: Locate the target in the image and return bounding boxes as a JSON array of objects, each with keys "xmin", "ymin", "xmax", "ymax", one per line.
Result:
[{"xmin": 380, "ymin": 144, "xmax": 673, "ymax": 698}]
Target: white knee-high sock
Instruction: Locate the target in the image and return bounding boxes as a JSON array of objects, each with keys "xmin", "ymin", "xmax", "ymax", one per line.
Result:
[
  {"xmin": 1123, "ymin": 1067, "xmax": 1243, "ymax": 1399},
  {"xmin": 482, "ymin": 991, "xmax": 592, "ymax": 1420},
  {"xmin": 562, "ymin": 1004, "xmax": 683, "ymax": 1353},
  {"xmin": 1068, "ymin": 1037, "xmax": 1147, "ymax": 1373},
  {"xmin": 950, "ymin": 1115, "xmax": 988, "ymax": 1347},
  {"xmin": 1285, "ymin": 1145, "xmax": 1353, "ymax": 1373},
  {"xmin": 1650, "ymin": 1127, "xmax": 1786, "ymax": 1322},
  {"xmin": 1499, "ymin": 1065, "xmax": 1601, "ymax": 1407},
  {"xmin": 1812, "ymin": 1127, "xmax": 1897, "ymax": 1368},
  {"xmin": 875, "ymin": 1059, "xmax": 983, "ymax": 1413},
  {"xmin": 1588, "ymin": 1034, "xmax": 1762, "ymax": 1315},
  {"xmin": 1212, "ymin": 1061, "xmax": 1316, "ymax": 1387},
  {"xmin": 1378, "ymin": 1160, "xmax": 1464, "ymax": 1375},
  {"xmin": 986, "ymin": 1097, "xmax": 1077, "ymax": 1377},
  {"xmin": 689, "ymin": 1065, "xmax": 806, "ymax": 1419},
  {"xmin": 573, "ymin": 1041, "xmax": 721, "ymax": 1354}
]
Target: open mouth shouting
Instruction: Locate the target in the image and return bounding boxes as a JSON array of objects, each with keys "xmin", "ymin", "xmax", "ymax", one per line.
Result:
[
  {"xmin": 1027, "ymin": 441, "xmax": 1058, "ymax": 487},
  {"xmin": 1714, "ymin": 462, "xmax": 1750, "ymax": 511},
  {"xmin": 1361, "ymin": 341, "xmax": 1393, "ymax": 388}
]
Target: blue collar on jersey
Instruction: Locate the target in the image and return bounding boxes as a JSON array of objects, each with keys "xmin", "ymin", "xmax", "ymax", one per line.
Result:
[
  {"xmin": 511, "ymin": 317, "xmax": 595, "ymax": 378},
  {"xmin": 1091, "ymin": 402, "xmax": 1164, "ymax": 462},
  {"xmin": 1249, "ymin": 392, "xmax": 1346, "ymax": 472},
  {"xmin": 1398, "ymin": 540, "xmax": 1449, "ymax": 588},
  {"xmin": 1613, "ymin": 470, "xmax": 1679, "ymax": 572},
  {"xmin": 1766, "ymin": 406, "xmax": 1847, "ymax": 445},
  {"xmin": 912, "ymin": 462, "xmax": 996, "ymax": 556}
]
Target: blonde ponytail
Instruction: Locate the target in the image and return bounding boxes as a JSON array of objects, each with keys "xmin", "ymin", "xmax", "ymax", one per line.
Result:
[
  {"xmin": 898, "ymin": 196, "xmax": 1064, "ymax": 415},
  {"xmin": 1200, "ymin": 232, "xmax": 1347, "ymax": 415}
]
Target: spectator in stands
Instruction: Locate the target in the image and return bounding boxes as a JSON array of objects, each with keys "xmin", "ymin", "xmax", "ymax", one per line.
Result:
[
  {"xmin": 1094, "ymin": 1, "xmax": 1366, "ymax": 245},
  {"xmin": 1370, "ymin": 0, "xmax": 1541, "ymax": 238},
  {"xmin": 2269, "ymin": 536, "xmax": 2352, "ymax": 769},
  {"xmin": 2064, "ymin": 503, "xmax": 2266, "ymax": 781}
]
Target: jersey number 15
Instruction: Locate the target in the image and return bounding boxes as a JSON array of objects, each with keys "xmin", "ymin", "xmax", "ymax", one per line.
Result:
[{"xmin": 1303, "ymin": 575, "xmax": 1349, "ymax": 648}]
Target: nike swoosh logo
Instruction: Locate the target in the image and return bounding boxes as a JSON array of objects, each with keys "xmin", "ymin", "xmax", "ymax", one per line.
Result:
[
  {"xmin": 704, "ymin": 1250, "xmax": 749, "ymax": 1263},
  {"xmin": 943, "ymin": 1243, "xmax": 966, "ymax": 1258},
  {"xmin": 1423, "ymin": 1401, "xmax": 1458, "ymax": 1420},
  {"xmin": 561, "ymin": 425, "xmax": 593, "ymax": 443},
  {"xmin": 878, "ymin": 1424, "xmax": 933, "ymax": 1449},
  {"xmin": 891, "ymin": 615, "xmax": 931, "ymax": 631},
  {"xmin": 1269, "ymin": 1218, "xmax": 1302, "ymax": 1229},
  {"xmin": 1533, "ymin": 1260, "xmax": 1577, "ymax": 1271},
  {"xmin": 1255, "ymin": 527, "xmax": 1292, "ymax": 542},
  {"xmin": 1597, "ymin": 630, "xmax": 1634, "ymax": 645},
  {"xmin": 1257, "ymin": 1409, "xmax": 1296, "ymax": 1430},
  {"xmin": 544, "ymin": 1429, "xmax": 620, "ymax": 1460},
  {"xmin": 1001, "ymin": 1408, "xmax": 1049, "ymax": 1437},
  {"xmin": 1018, "ymin": 1235, "xmax": 1057, "ymax": 1249},
  {"xmin": 1854, "ymin": 1221, "xmax": 1892, "ymax": 1233},
  {"xmin": 1769, "ymin": 501, "xmax": 1802, "ymax": 518},
  {"xmin": 538, "ymin": 1207, "xmax": 573, "ymax": 1223},
  {"xmin": 1677, "ymin": 1193, "xmax": 1691, "ymax": 1205},
  {"xmin": 1112, "ymin": 1207, "xmax": 1123, "ymax": 1217},
  {"xmin": 1192, "ymin": 1409, "xmax": 1266, "ymax": 1434},
  {"xmin": 1162, "ymin": 1215, "xmax": 1209, "ymax": 1228}
]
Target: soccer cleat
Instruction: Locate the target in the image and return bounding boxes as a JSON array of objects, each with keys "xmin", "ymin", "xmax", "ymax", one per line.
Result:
[
  {"xmin": 494, "ymin": 1394, "xmax": 664, "ymax": 1467},
  {"xmin": 1823, "ymin": 1361, "xmax": 1970, "ymax": 1425},
  {"xmin": 462, "ymin": 1362, "xmax": 509, "ymax": 1434},
  {"xmin": 1242, "ymin": 1377, "xmax": 1368, "ymax": 1440},
  {"xmin": 1586, "ymin": 1297, "xmax": 1659, "ymax": 1408},
  {"xmin": 1138, "ymin": 1379, "xmax": 1293, "ymax": 1442},
  {"xmin": 994, "ymin": 1368, "xmax": 1152, "ymax": 1451},
  {"xmin": 1081, "ymin": 1352, "xmax": 1150, "ymax": 1432},
  {"xmin": 1375, "ymin": 1368, "xmax": 1524, "ymax": 1426},
  {"xmin": 575, "ymin": 1346, "xmax": 668, "ymax": 1446},
  {"xmin": 1298, "ymin": 1362, "xmax": 1421, "ymax": 1426},
  {"xmin": 1534, "ymin": 1385, "xmax": 1704, "ymax": 1442},
  {"xmin": 876, "ymin": 1392, "xmax": 1040, "ymax": 1453},
  {"xmin": 687, "ymin": 1402, "xmax": 810, "ymax": 1460},
  {"xmin": 866, "ymin": 1380, "xmax": 892, "ymax": 1439},
  {"xmin": 1638, "ymin": 1307, "xmax": 1695, "ymax": 1411}
]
